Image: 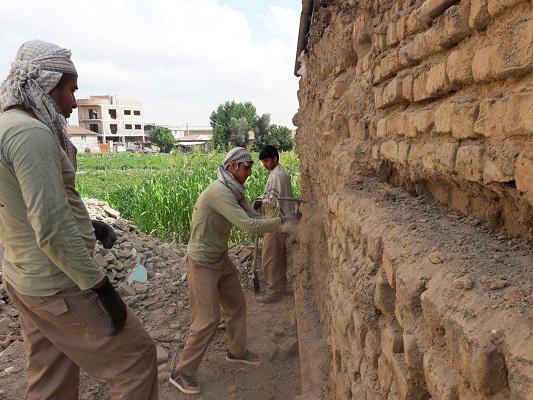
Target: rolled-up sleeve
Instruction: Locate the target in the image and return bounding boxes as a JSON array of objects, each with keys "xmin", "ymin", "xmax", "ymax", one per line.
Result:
[{"xmin": 6, "ymin": 128, "xmax": 103, "ymax": 290}]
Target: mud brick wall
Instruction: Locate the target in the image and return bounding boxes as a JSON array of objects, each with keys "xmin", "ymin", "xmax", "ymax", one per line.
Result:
[{"xmin": 293, "ymin": 0, "xmax": 533, "ymax": 399}]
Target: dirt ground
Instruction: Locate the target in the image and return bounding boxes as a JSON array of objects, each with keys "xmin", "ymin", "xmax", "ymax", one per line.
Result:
[{"xmin": 0, "ymin": 279, "xmax": 301, "ymax": 400}]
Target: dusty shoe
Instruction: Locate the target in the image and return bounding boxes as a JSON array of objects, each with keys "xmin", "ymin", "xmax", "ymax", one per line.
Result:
[
  {"xmin": 255, "ymin": 292, "xmax": 282, "ymax": 304},
  {"xmin": 226, "ymin": 350, "xmax": 262, "ymax": 366},
  {"xmin": 169, "ymin": 369, "xmax": 201, "ymax": 395}
]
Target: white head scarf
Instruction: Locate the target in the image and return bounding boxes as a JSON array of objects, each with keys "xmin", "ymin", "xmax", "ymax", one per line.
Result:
[
  {"xmin": 0, "ymin": 40, "xmax": 78, "ymax": 167},
  {"xmin": 216, "ymin": 147, "xmax": 253, "ymax": 201}
]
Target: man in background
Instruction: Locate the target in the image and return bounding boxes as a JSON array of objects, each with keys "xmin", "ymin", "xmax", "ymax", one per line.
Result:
[{"xmin": 254, "ymin": 145, "xmax": 294, "ymax": 304}]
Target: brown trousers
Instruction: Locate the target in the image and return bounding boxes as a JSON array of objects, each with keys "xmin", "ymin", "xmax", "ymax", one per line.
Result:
[
  {"xmin": 176, "ymin": 255, "xmax": 247, "ymax": 375},
  {"xmin": 5, "ymin": 282, "xmax": 158, "ymax": 400},
  {"xmin": 262, "ymin": 232, "xmax": 288, "ymax": 294}
]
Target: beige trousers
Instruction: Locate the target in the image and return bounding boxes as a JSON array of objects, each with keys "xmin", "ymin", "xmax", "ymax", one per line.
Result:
[
  {"xmin": 5, "ymin": 282, "xmax": 158, "ymax": 400},
  {"xmin": 176, "ymin": 255, "xmax": 247, "ymax": 375},
  {"xmin": 262, "ymin": 232, "xmax": 288, "ymax": 294}
]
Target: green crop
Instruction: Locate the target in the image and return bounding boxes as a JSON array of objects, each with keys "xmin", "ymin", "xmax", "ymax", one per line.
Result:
[{"xmin": 76, "ymin": 151, "xmax": 300, "ymax": 243}]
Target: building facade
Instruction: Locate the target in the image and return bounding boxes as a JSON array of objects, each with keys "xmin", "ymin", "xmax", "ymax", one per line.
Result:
[
  {"xmin": 67, "ymin": 125, "xmax": 100, "ymax": 153},
  {"xmin": 144, "ymin": 123, "xmax": 212, "ymax": 140},
  {"xmin": 77, "ymin": 95, "xmax": 145, "ymax": 144}
]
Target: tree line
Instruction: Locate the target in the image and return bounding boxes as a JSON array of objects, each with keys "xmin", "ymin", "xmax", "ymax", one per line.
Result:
[{"xmin": 149, "ymin": 101, "xmax": 294, "ymax": 153}]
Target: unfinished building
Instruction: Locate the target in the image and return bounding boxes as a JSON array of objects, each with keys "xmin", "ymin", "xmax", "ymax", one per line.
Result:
[
  {"xmin": 291, "ymin": 0, "xmax": 533, "ymax": 399},
  {"xmin": 77, "ymin": 95, "xmax": 145, "ymax": 144}
]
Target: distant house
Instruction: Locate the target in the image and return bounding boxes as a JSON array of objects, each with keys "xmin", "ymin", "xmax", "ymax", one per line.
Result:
[
  {"xmin": 144, "ymin": 123, "xmax": 212, "ymax": 141},
  {"xmin": 175, "ymin": 133, "xmax": 213, "ymax": 152},
  {"xmin": 67, "ymin": 125, "xmax": 99, "ymax": 153}
]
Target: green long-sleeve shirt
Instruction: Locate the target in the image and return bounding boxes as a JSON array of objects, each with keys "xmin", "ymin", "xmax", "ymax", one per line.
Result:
[
  {"xmin": 0, "ymin": 109, "xmax": 104, "ymax": 296},
  {"xmin": 187, "ymin": 180, "xmax": 282, "ymax": 264}
]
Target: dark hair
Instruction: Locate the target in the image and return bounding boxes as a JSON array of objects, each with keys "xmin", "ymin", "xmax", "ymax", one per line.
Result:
[{"xmin": 259, "ymin": 145, "xmax": 279, "ymax": 160}]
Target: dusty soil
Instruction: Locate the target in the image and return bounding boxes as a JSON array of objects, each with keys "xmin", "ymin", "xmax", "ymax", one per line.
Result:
[{"xmin": 0, "ymin": 201, "xmax": 301, "ymax": 400}]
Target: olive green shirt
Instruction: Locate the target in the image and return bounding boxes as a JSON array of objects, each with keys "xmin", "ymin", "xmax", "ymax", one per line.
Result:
[
  {"xmin": 187, "ymin": 180, "xmax": 282, "ymax": 264},
  {"xmin": 0, "ymin": 109, "xmax": 104, "ymax": 296}
]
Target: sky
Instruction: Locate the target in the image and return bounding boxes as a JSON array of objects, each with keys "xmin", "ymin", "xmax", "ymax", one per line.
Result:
[{"xmin": 0, "ymin": 0, "xmax": 301, "ymax": 127}]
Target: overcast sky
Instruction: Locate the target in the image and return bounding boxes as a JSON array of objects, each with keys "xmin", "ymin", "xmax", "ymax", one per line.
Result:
[{"xmin": 0, "ymin": 0, "xmax": 301, "ymax": 127}]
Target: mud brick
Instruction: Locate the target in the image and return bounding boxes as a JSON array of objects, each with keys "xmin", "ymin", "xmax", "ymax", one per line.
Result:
[
  {"xmin": 354, "ymin": 14, "xmax": 372, "ymax": 43},
  {"xmin": 381, "ymin": 140, "xmax": 399, "ymax": 162},
  {"xmin": 426, "ymin": 62, "xmax": 450, "ymax": 97},
  {"xmin": 376, "ymin": 118, "xmax": 388, "ymax": 138},
  {"xmin": 469, "ymin": 0, "xmax": 490, "ymax": 29},
  {"xmin": 483, "ymin": 159, "xmax": 515, "ymax": 183},
  {"xmin": 424, "ymin": 350, "xmax": 461, "ymax": 399},
  {"xmin": 402, "ymin": 74, "xmax": 414, "ymax": 101},
  {"xmin": 331, "ymin": 81, "xmax": 349, "ymax": 99},
  {"xmin": 374, "ymin": 86, "xmax": 384, "ymax": 109},
  {"xmin": 398, "ymin": 142, "xmax": 411, "ymax": 165},
  {"xmin": 382, "ymin": 77, "xmax": 405, "ymax": 106},
  {"xmin": 382, "ymin": 325, "xmax": 404, "ymax": 360},
  {"xmin": 413, "ymin": 71, "xmax": 430, "ymax": 102},
  {"xmin": 397, "ymin": 15, "xmax": 409, "ymax": 40},
  {"xmin": 470, "ymin": 346, "xmax": 509, "ymax": 395},
  {"xmin": 474, "ymin": 97, "xmax": 506, "ymax": 137},
  {"xmin": 408, "ymin": 142, "xmax": 425, "ymax": 166},
  {"xmin": 504, "ymin": 91, "xmax": 533, "ymax": 137},
  {"xmin": 472, "ymin": 45, "xmax": 499, "ymax": 82},
  {"xmin": 487, "ymin": 0, "xmax": 524, "ymax": 16},
  {"xmin": 435, "ymin": 141, "xmax": 459, "ymax": 173},
  {"xmin": 451, "ymin": 101, "xmax": 479, "ymax": 139},
  {"xmin": 436, "ymin": 4, "xmax": 471, "ymax": 48},
  {"xmin": 391, "ymin": 354, "xmax": 427, "ymax": 400},
  {"xmin": 435, "ymin": 102, "xmax": 454, "ymax": 134},
  {"xmin": 372, "ymin": 144, "xmax": 380, "ymax": 160},
  {"xmin": 380, "ymin": 50, "xmax": 401, "ymax": 80},
  {"xmin": 407, "ymin": 8, "xmax": 431, "ymax": 35},
  {"xmin": 455, "ymin": 144, "xmax": 484, "ymax": 181},
  {"xmin": 423, "ymin": 143, "xmax": 438, "ymax": 171},
  {"xmin": 515, "ymin": 153, "xmax": 533, "ymax": 197},
  {"xmin": 378, "ymin": 355, "xmax": 393, "ymax": 393},
  {"xmin": 420, "ymin": 290, "xmax": 443, "ymax": 329},
  {"xmin": 382, "ymin": 249, "xmax": 396, "ymax": 288},
  {"xmin": 352, "ymin": 311, "xmax": 368, "ymax": 350},
  {"xmin": 367, "ymin": 236, "xmax": 383, "ymax": 262},
  {"xmin": 364, "ymin": 329, "xmax": 381, "ymax": 368},
  {"xmin": 447, "ymin": 47, "xmax": 474, "ymax": 85},
  {"xmin": 387, "ymin": 21, "xmax": 399, "ymax": 46},
  {"xmin": 413, "ymin": 109, "xmax": 435, "ymax": 135},
  {"xmin": 387, "ymin": 114, "xmax": 404, "ymax": 136},
  {"xmin": 403, "ymin": 334, "xmax": 423, "ymax": 370},
  {"xmin": 375, "ymin": 272, "xmax": 396, "ymax": 314}
]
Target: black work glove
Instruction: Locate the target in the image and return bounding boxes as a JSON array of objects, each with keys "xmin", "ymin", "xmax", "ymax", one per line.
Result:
[
  {"xmin": 92, "ymin": 276, "xmax": 128, "ymax": 336},
  {"xmin": 253, "ymin": 199, "xmax": 263, "ymax": 211},
  {"xmin": 92, "ymin": 220, "xmax": 117, "ymax": 249}
]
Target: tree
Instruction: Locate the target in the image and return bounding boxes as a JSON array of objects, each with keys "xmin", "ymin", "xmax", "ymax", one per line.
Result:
[
  {"xmin": 150, "ymin": 127, "xmax": 175, "ymax": 153},
  {"xmin": 269, "ymin": 124, "xmax": 294, "ymax": 151},
  {"xmin": 228, "ymin": 117, "xmax": 250, "ymax": 147},
  {"xmin": 210, "ymin": 101, "xmax": 256, "ymax": 150},
  {"xmin": 252, "ymin": 113, "xmax": 271, "ymax": 151}
]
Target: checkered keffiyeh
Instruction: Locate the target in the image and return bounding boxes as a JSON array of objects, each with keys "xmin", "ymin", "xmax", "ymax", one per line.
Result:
[
  {"xmin": 0, "ymin": 40, "xmax": 78, "ymax": 168},
  {"xmin": 216, "ymin": 147, "xmax": 253, "ymax": 201}
]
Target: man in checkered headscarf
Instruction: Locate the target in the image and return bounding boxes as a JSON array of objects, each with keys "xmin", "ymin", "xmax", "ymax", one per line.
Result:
[
  {"xmin": 0, "ymin": 41, "xmax": 159, "ymax": 399},
  {"xmin": 0, "ymin": 39, "xmax": 78, "ymax": 167}
]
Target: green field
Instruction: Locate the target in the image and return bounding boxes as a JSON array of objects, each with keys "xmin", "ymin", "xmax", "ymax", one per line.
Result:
[{"xmin": 76, "ymin": 151, "xmax": 300, "ymax": 243}]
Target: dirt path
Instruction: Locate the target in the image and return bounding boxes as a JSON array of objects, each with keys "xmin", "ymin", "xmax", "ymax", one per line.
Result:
[{"xmin": 0, "ymin": 285, "xmax": 300, "ymax": 400}]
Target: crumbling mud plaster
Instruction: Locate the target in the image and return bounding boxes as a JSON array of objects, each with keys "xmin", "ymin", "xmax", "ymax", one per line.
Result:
[{"xmin": 293, "ymin": 0, "xmax": 533, "ymax": 399}]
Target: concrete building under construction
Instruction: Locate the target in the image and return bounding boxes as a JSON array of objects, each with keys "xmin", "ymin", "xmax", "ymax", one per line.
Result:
[{"xmin": 77, "ymin": 95, "xmax": 145, "ymax": 144}]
